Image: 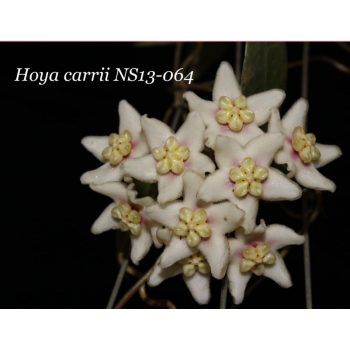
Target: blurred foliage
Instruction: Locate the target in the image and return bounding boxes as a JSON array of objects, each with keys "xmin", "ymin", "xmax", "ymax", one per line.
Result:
[{"xmin": 241, "ymin": 42, "xmax": 287, "ymax": 96}]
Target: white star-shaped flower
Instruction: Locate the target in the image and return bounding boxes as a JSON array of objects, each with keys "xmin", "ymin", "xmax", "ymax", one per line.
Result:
[
  {"xmin": 269, "ymin": 99, "xmax": 342, "ymax": 192},
  {"xmin": 121, "ymin": 112, "xmax": 215, "ymax": 204},
  {"xmin": 148, "ymin": 254, "xmax": 212, "ymax": 305},
  {"xmin": 81, "ymin": 100, "xmax": 149, "ymax": 185},
  {"xmin": 184, "ymin": 61, "xmax": 286, "ymax": 148},
  {"xmin": 145, "ymin": 170, "xmax": 244, "ymax": 279},
  {"xmin": 197, "ymin": 133, "xmax": 302, "ymax": 234},
  {"xmin": 227, "ymin": 224, "xmax": 305, "ymax": 304},
  {"xmin": 89, "ymin": 181, "xmax": 161, "ymax": 265}
]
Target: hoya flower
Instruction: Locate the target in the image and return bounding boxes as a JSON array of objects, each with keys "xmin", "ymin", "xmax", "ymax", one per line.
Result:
[
  {"xmin": 121, "ymin": 112, "xmax": 215, "ymax": 204},
  {"xmin": 80, "ymin": 100, "xmax": 149, "ymax": 185},
  {"xmin": 184, "ymin": 61, "xmax": 285, "ymax": 148},
  {"xmin": 148, "ymin": 253, "xmax": 211, "ymax": 305},
  {"xmin": 227, "ymin": 224, "xmax": 305, "ymax": 304},
  {"xmin": 269, "ymin": 99, "xmax": 342, "ymax": 192},
  {"xmin": 89, "ymin": 181, "xmax": 161, "ymax": 265},
  {"xmin": 197, "ymin": 133, "xmax": 302, "ymax": 234},
  {"xmin": 145, "ymin": 170, "xmax": 244, "ymax": 279}
]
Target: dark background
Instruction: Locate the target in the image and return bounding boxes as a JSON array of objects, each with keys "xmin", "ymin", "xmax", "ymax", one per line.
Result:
[{"xmin": 1, "ymin": 42, "xmax": 349, "ymax": 309}]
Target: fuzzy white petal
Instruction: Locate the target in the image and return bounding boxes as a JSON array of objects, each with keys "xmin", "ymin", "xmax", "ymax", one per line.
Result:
[
  {"xmin": 145, "ymin": 201, "xmax": 184, "ymax": 230},
  {"xmin": 246, "ymin": 132, "xmax": 284, "ymax": 167},
  {"xmin": 183, "ymin": 169, "xmax": 205, "ymax": 205},
  {"xmin": 118, "ymin": 100, "xmax": 142, "ymax": 137},
  {"xmin": 206, "ymin": 201, "xmax": 244, "ymax": 234},
  {"xmin": 80, "ymin": 162, "xmax": 124, "ymax": 185},
  {"xmin": 274, "ymin": 149, "xmax": 297, "ymax": 178},
  {"xmin": 141, "ymin": 115, "xmax": 174, "ymax": 149},
  {"xmin": 281, "ymin": 98, "xmax": 308, "ymax": 133},
  {"xmin": 91, "ymin": 203, "xmax": 119, "ymax": 234},
  {"xmin": 81, "ymin": 136, "xmax": 109, "ymax": 162},
  {"xmin": 89, "ymin": 182, "xmax": 128, "ymax": 202},
  {"xmin": 314, "ymin": 143, "xmax": 342, "ymax": 169},
  {"xmin": 126, "ymin": 183, "xmax": 154, "ymax": 207},
  {"xmin": 264, "ymin": 224, "xmax": 305, "ymax": 251},
  {"xmin": 230, "ymin": 194, "xmax": 263, "ymax": 234},
  {"xmin": 160, "ymin": 235, "xmax": 196, "ymax": 268},
  {"xmin": 183, "ymin": 272, "xmax": 211, "ymax": 305},
  {"xmin": 121, "ymin": 155, "xmax": 159, "ymax": 183},
  {"xmin": 227, "ymin": 239, "xmax": 251, "ymax": 304},
  {"xmin": 268, "ymin": 107, "xmax": 283, "ymax": 133},
  {"xmin": 199, "ymin": 233, "xmax": 229, "ymax": 279},
  {"xmin": 213, "ymin": 61, "xmax": 241, "ymax": 102},
  {"xmin": 176, "ymin": 112, "xmax": 205, "ymax": 152},
  {"xmin": 148, "ymin": 261, "xmax": 182, "ymax": 287},
  {"xmin": 186, "ymin": 153, "xmax": 215, "ymax": 176},
  {"xmin": 157, "ymin": 173, "xmax": 184, "ymax": 204},
  {"xmin": 183, "ymin": 91, "xmax": 217, "ymax": 125},
  {"xmin": 294, "ymin": 161, "xmax": 336, "ymax": 192},
  {"xmin": 130, "ymin": 226, "xmax": 153, "ymax": 265},
  {"xmin": 198, "ymin": 169, "xmax": 234, "ymax": 203},
  {"xmin": 246, "ymin": 89, "xmax": 285, "ymax": 126},
  {"xmin": 261, "ymin": 168, "xmax": 302, "ymax": 201},
  {"xmin": 214, "ymin": 135, "xmax": 245, "ymax": 169},
  {"xmin": 263, "ymin": 252, "xmax": 292, "ymax": 288}
]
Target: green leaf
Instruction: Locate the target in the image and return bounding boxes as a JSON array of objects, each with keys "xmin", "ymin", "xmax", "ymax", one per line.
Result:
[{"xmin": 241, "ymin": 42, "xmax": 287, "ymax": 96}]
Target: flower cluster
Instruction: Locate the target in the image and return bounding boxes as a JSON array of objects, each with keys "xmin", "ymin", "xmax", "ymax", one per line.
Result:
[{"xmin": 81, "ymin": 62, "xmax": 341, "ymax": 305}]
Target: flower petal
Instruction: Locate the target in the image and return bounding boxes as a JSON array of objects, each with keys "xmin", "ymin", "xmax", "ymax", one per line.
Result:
[
  {"xmin": 186, "ymin": 153, "xmax": 215, "ymax": 177},
  {"xmin": 183, "ymin": 169, "xmax": 205, "ymax": 206},
  {"xmin": 80, "ymin": 162, "xmax": 124, "ymax": 185},
  {"xmin": 274, "ymin": 149, "xmax": 297, "ymax": 178},
  {"xmin": 157, "ymin": 173, "xmax": 184, "ymax": 204},
  {"xmin": 183, "ymin": 272, "xmax": 211, "ymax": 305},
  {"xmin": 118, "ymin": 100, "xmax": 142, "ymax": 137},
  {"xmin": 148, "ymin": 261, "xmax": 182, "ymax": 287},
  {"xmin": 81, "ymin": 136, "xmax": 109, "ymax": 162},
  {"xmin": 91, "ymin": 203, "xmax": 119, "ymax": 234},
  {"xmin": 183, "ymin": 91, "xmax": 217, "ymax": 125},
  {"xmin": 150, "ymin": 221, "xmax": 163, "ymax": 248},
  {"xmin": 229, "ymin": 194, "xmax": 263, "ymax": 234},
  {"xmin": 197, "ymin": 169, "xmax": 235, "ymax": 203},
  {"xmin": 89, "ymin": 182, "xmax": 128, "ymax": 202},
  {"xmin": 263, "ymin": 252, "xmax": 292, "ymax": 288},
  {"xmin": 227, "ymin": 239, "xmax": 252, "ymax": 304},
  {"xmin": 176, "ymin": 112, "xmax": 205, "ymax": 152},
  {"xmin": 130, "ymin": 133, "xmax": 150, "ymax": 158},
  {"xmin": 246, "ymin": 89, "xmax": 285, "ymax": 126},
  {"xmin": 214, "ymin": 135, "xmax": 245, "ymax": 169},
  {"xmin": 314, "ymin": 143, "xmax": 342, "ymax": 169},
  {"xmin": 130, "ymin": 225, "xmax": 153, "ymax": 265},
  {"xmin": 199, "ymin": 232, "xmax": 229, "ymax": 279},
  {"xmin": 121, "ymin": 154, "xmax": 159, "ymax": 183},
  {"xmin": 141, "ymin": 115, "xmax": 174, "ymax": 149},
  {"xmin": 159, "ymin": 235, "xmax": 197, "ymax": 268},
  {"xmin": 268, "ymin": 107, "xmax": 283, "ymax": 133},
  {"xmin": 204, "ymin": 116, "xmax": 264, "ymax": 149},
  {"xmin": 294, "ymin": 161, "xmax": 336, "ymax": 192},
  {"xmin": 261, "ymin": 168, "xmax": 302, "ymax": 201},
  {"xmin": 145, "ymin": 201, "xmax": 185, "ymax": 230},
  {"xmin": 126, "ymin": 183, "xmax": 154, "ymax": 207},
  {"xmin": 281, "ymin": 98, "xmax": 308, "ymax": 133},
  {"xmin": 213, "ymin": 61, "xmax": 241, "ymax": 102},
  {"xmin": 206, "ymin": 201, "xmax": 244, "ymax": 235},
  {"xmin": 245, "ymin": 132, "xmax": 284, "ymax": 167},
  {"xmin": 264, "ymin": 224, "xmax": 305, "ymax": 251}
]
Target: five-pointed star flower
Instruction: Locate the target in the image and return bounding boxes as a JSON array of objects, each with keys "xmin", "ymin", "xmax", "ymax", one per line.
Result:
[
  {"xmin": 148, "ymin": 254, "xmax": 212, "ymax": 305},
  {"xmin": 268, "ymin": 99, "xmax": 342, "ymax": 192},
  {"xmin": 227, "ymin": 224, "xmax": 305, "ymax": 304},
  {"xmin": 80, "ymin": 100, "xmax": 149, "ymax": 185},
  {"xmin": 197, "ymin": 133, "xmax": 302, "ymax": 234},
  {"xmin": 88, "ymin": 181, "xmax": 161, "ymax": 265},
  {"xmin": 183, "ymin": 61, "xmax": 286, "ymax": 148},
  {"xmin": 145, "ymin": 170, "xmax": 244, "ymax": 279},
  {"xmin": 121, "ymin": 112, "xmax": 215, "ymax": 204}
]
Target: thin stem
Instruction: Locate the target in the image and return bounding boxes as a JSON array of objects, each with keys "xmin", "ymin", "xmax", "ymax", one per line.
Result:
[
  {"xmin": 288, "ymin": 56, "xmax": 350, "ymax": 74},
  {"xmin": 106, "ymin": 258, "xmax": 129, "ymax": 309},
  {"xmin": 114, "ymin": 267, "xmax": 153, "ymax": 309}
]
